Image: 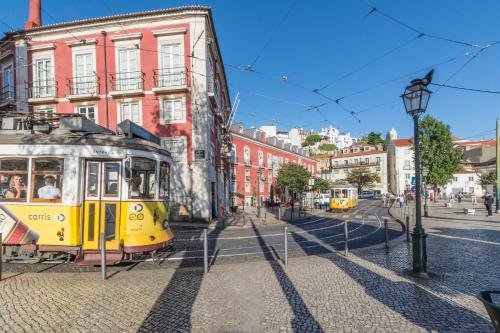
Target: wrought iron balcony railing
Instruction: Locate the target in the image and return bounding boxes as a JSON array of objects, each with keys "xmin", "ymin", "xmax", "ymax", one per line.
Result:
[
  {"xmin": 331, "ymin": 161, "xmax": 381, "ymax": 169},
  {"xmin": 109, "ymin": 71, "xmax": 144, "ymax": 92},
  {"xmin": 28, "ymin": 79, "xmax": 58, "ymax": 99},
  {"xmin": 66, "ymin": 75, "xmax": 99, "ymax": 96},
  {"xmin": 153, "ymin": 67, "xmax": 186, "ymax": 88},
  {"xmin": 0, "ymin": 85, "xmax": 14, "ymax": 103}
]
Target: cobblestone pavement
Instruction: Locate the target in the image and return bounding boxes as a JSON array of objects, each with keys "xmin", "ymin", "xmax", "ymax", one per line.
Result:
[{"xmin": 0, "ymin": 202, "xmax": 498, "ymax": 332}]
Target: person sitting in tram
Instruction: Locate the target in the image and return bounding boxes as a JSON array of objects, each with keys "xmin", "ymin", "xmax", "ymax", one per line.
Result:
[
  {"xmin": 6, "ymin": 175, "xmax": 27, "ymax": 199},
  {"xmin": 129, "ymin": 174, "xmax": 142, "ymax": 197},
  {"xmin": 38, "ymin": 175, "xmax": 61, "ymax": 199}
]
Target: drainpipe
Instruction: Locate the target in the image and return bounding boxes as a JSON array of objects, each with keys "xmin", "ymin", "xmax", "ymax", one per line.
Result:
[{"xmin": 101, "ymin": 31, "xmax": 110, "ymax": 130}]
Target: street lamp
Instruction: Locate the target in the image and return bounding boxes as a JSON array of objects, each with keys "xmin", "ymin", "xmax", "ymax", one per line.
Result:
[
  {"xmin": 422, "ymin": 167, "xmax": 429, "ymax": 217},
  {"xmin": 401, "ymin": 69, "xmax": 433, "ymax": 275}
]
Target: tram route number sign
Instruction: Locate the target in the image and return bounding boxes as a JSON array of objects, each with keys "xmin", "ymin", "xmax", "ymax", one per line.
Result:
[{"xmin": 195, "ymin": 150, "xmax": 206, "ymax": 160}]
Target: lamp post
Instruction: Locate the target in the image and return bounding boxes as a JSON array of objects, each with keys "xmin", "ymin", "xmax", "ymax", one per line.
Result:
[
  {"xmin": 422, "ymin": 167, "xmax": 429, "ymax": 217},
  {"xmin": 401, "ymin": 70, "xmax": 433, "ymax": 275}
]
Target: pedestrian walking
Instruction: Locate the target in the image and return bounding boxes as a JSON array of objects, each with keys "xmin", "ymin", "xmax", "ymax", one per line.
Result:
[
  {"xmin": 399, "ymin": 194, "xmax": 404, "ymax": 208},
  {"xmin": 457, "ymin": 192, "xmax": 463, "ymax": 204}
]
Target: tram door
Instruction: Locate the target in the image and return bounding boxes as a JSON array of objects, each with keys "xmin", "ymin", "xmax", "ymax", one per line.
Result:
[{"xmin": 82, "ymin": 161, "xmax": 122, "ymax": 251}]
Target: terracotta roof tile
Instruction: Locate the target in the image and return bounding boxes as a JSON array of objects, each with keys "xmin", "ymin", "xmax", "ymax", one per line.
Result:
[{"xmin": 391, "ymin": 138, "xmax": 413, "ymax": 147}]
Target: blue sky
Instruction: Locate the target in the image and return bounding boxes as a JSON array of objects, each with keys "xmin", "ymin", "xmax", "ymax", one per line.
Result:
[{"xmin": 2, "ymin": 0, "xmax": 500, "ymax": 139}]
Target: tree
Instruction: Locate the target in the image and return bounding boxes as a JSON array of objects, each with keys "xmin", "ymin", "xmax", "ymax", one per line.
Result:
[
  {"xmin": 275, "ymin": 163, "xmax": 312, "ymax": 205},
  {"xmin": 363, "ymin": 132, "xmax": 384, "ymax": 146},
  {"xmin": 311, "ymin": 177, "xmax": 330, "ymax": 193},
  {"xmin": 302, "ymin": 134, "xmax": 322, "ymax": 147},
  {"xmin": 419, "ymin": 115, "xmax": 462, "ymax": 187},
  {"xmin": 318, "ymin": 143, "xmax": 338, "ymax": 151},
  {"xmin": 345, "ymin": 167, "xmax": 380, "ymax": 193},
  {"xmin": 480, "ymin": 170, "xmax": 496, "ymax": 187}
]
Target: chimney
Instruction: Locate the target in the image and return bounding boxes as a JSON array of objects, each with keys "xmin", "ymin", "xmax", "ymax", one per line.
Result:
[{"xmin": 25, "ymin": 0, "xmax": 42, "ymax": 29}]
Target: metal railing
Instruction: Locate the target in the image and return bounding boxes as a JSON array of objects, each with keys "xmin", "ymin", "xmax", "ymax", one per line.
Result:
[
  {"xmin": 66, "ymin": 75, "xmax": 99, "ymax": 96},
  {"xmin": 153, "ymin": 67, "xmax": 186, "ymax": 88},
  {"xmin": 109, "ymin": 71, "xmax": 144, "ymax": 91},
  {"xmin": 0, "ymin": 85, "xmax": 14, "ymax": 103},
  {"xmin": 28, "ymin": 79, "xmax": 57, "ymax": 99}
]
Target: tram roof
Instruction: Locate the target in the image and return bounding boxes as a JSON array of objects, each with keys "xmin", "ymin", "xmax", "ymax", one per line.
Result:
[
  {"xmin": 330, "ymin": 182, "xmax": 356, "ymax": 189},
  {"xmin": 0, "ymin": 131, "xmax": 171, "ymax": 156}
]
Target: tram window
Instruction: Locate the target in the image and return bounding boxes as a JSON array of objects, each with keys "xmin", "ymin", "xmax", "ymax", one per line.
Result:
[
  {"xmin": 159, "ymin": 162, "xmax": 170, "ymax": 199},
  {"xmin": 87, "ymin": 163, "xmax": 99, "ymax": 197},
  {"xmin": 0, "ymin": 159, "xmax": 28, "ymax": 201},
  {"xmin": 103, "ymin": 163, "xmax": 120, "ymax": 197},
  {"xmin": 129, "ymin": 158, "xmax": 156, "ymax": 199},
  {"xmin": 32, "ymin": 158, "xmax": 63, "ymax": 201}
]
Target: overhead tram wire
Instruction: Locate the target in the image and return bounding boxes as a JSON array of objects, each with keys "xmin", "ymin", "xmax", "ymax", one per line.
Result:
[
  {"xmin": 429, "ymin": 83, "xmax": 500, "ymax": 95},
  {"xmin": 366, "ymin": 6, "xmax": 482, "ymax": 49},
  {"xmin": 315, "ymin": 34, "xmax": 424, "ymax": 92},
  {"xmin": 249, "ymin": 0, "xmax": 298, "ymax": 69}
]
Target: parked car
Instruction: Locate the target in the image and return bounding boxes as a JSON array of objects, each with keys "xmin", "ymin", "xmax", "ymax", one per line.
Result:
[
  {"xmin": 455, "ymin": 192, "xmax": 472, "ymax": 199},
  {"xmin": 314, "ymin": 193, "xmax": 330, "ymax": 207},
  {"xmin": 359, "ymin": 191, "xmax": 375, "ymax": 199}
]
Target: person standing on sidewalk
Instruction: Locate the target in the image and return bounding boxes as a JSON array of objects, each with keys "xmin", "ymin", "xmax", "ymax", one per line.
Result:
[{"xmin": 486, "ymin": 192, "xmax": 494, "ymax": 216}]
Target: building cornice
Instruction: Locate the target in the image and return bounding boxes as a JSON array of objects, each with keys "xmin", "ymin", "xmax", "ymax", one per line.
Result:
[
  {"xmin": 28, "ymin": 43, "xmax": 56, "ymax": 52},
  {"xmin": 65, "ymin": 38, "xmax": 98, "ymax": 47},
  {"xmin": 109, "ymin": 33, "xmax": 143, "ymax": 42},
  {"xmin": 152, "ymin": 28, "xmax": 187, "ymax": 37}
]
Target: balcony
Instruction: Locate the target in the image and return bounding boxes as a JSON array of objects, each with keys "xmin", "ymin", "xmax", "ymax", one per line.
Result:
[
  {"xmin": 28, "ymin": 80, "xmax": 58, "ymax": 104},
  {"xmin": 0, "ymin": 85, "xmax": 15, "ymax": 109},
  {"xmin": 152, "ymin": 67, "xmax": 188, "ymax": 94},
  {"xmin": 109, "ymin": 71, "xmax": 144, "ymax": 97},
  {"xmin": 331, "ymin": 161, "xmax": 381, "ymax": 169},
  {"xmin": 66, "ymin": 75, "xmax": 100, "ymax": 101}
]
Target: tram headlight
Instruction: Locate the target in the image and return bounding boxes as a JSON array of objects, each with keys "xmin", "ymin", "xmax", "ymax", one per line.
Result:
[{"xmin": 131, "ymin": 204, "xmax": 143, "ymax": 213}]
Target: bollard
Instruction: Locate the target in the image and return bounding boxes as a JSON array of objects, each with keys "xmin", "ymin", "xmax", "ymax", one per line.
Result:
[
  {"xmin": 100, "ymin": 232, "xmax": 107, "ymax": 281},
  {"xmin": 405, "ymin": 216, "xmax": 410, "ymax": 242},
  {"xmin": 384, "ymin": 218, "xmax": 389, "ymax": 252},
  {"xmin": 203, "ymin": 229, "xmax": 208, "ymax": 274},
  {"xmin": 344, "ymin": 220, "xmax": 349, "ymax": 256},
  {"xmin": 284, "ymin": 226, "xmax": 288, "ymax": 269}
]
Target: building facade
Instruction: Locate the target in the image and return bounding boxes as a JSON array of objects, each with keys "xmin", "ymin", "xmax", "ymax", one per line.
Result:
[
  {"xmin": 0, "ymin": 2, "xmax": 231, "ymax": 222},
  {"xmin": 230, "ymin": 128, "xmax": 317, "ymax": 207},
  {"xmin": 387, "ymin": 138, "xmax": 415, "ymax": 195}
]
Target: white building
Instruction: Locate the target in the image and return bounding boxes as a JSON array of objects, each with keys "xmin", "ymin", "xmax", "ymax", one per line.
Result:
[
  {"xmin": 320, "ymin": 147, "xmax": 388, "ymax": 194},
  {"xmin": 388, "ymin": 128, "xmax": 398, "ymax": 140},
  {"xmin": 318, "ymin": 125, "xmax": 356, "ymax": 149},
  {"xmin": 443, "ymin": 170, "xmax": 482, "ymax": 197},
  {"xmin": 259, "ymin": 125, "xmax": 277, "ymax": 138},
  {"xmin": 387, "ymin": 138, "xmax": 415, "ymax": 195}
]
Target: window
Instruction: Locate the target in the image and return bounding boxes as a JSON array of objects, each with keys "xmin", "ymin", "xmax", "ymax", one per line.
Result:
[
  {"xmin": 162, "ymin": 137, "xmax": 187, "ymax": 163},
  {"xmin": 364, "ymin": 158, "xmax": 369, "ymax": 164},
  {"xmin": 468, "ymin": 176, "xmax": 474, "ymax": 181},
  {"xmin": 129, "ymin": 158, "xmax": 156, "ymax": 199},
  {"xmin": 34, "ymin": 58, "xmax": 54, "ymax": 98},
  {"xmin": 354, "ymin": 159, "xmax": 358, "ymax": 164},
  {"xmin": 403, "ymin": 160, "xmax": 411, "ymax": 169},
  {"xmin": 245, "ymin": 168, "xmax": 251, "ymax": 193},
  {"xmin": 103, "ymin": 162, "xmax": 120, "ymax": 197},
  {"xmin": 161, "ymin": 98, "xmax": 185, "ymax": 123},
  {"xmin": 31, "ymin": 158, "xmax": 63, "ymax": 202},
  {"xmin": 454, "ymin": 177, "xmax": 458, "ymax": 182},
  {"xmin": 344, "ymin": 160, "xmax": 348, "ymax": 165},
  {"xmin": 2, "ymin": 65, "xmax": 13, "ymax": 100},
  {"xmin": 353, "ymin": 148, "xmax": 359, "ymax": 153},
  {"xmin": 87, "ymin": 162, "xmax": 99, "ymax": 197},
  {"xmin": 244, "ymin": 146, "xmax": 251, "ymax": 164},
  {"xmin": 120, "ymin": 102, "xmax": 141, "ymax": 124},
  {"xmin": 0, "ymin": 159, "xmax": 28, "ymax": 201},
  {"xmin": 117, "ymin": 48, "xmax": 140, "ymax": 90},
  {"xmin": 159, "ymin": 43, "xmax": 184, "ymax": 87},
  {"xmin": 376, "ymin": 167, "xmax": 381, "ymax": 172},
  {"xmin": 74, "ymin": 52, "xmax": 95, "ymax": 94},
  {"xmin": 376, "ymin": 157, "xmax": 381, "ymax": 164},
  {"xmin": 258, "ymin": 151, "xmax": 264, "ymax": 167},
  {"xmin": 36, "ymin": 108, "xmax": 54, "ymax": 119},
  {"xmin": 77, "ymin": 105, "xmax": 96, "ymax": 122},
  {"xmin": 364, "ymin": 146, "xmax": 370, "ymax": 151},
  {"xmin": 267, "ymin": 153, "xmax": 272, "ymax": 169}
]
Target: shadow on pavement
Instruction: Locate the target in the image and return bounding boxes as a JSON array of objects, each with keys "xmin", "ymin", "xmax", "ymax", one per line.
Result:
[
  {"xmin": 136, "ymin": 227, "xmax": 222, "ymax": 332},
  {"xmin": 290, "ymin": 231, "xmax": 494, "ymax": 332},
  {"xmin": 251, "ymin": 222, "xmax": 325, "ymax": 333}
]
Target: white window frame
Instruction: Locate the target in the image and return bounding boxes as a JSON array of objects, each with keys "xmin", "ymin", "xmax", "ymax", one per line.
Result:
[
  {"xmin": 162, "ymin": 136, "xmax": 187, "ymax": 164},
  {"xmin": 34, "ymin": 106, "xmax": 55, "ymax": 119},
  {"xmin": 72, "ymin": 44, "xmax": 97, "ymax": 94},
  {"xmin": 119, "ymin": 100, "xmax": 142, "ymax": 125},
  {"xmin": 75, "ymin": 104, "xmax": 98, "ymax": 123},
  {"xmin": 113, "ymin": 40, "xmax": 141, "ymax": 91},
  {"xmin": 1, "ymin": 62, "xmax": 14, "ymax": 99},
  {"xmin": 32, "ymin": 50, "xmax": 55, "ymax": 98},
  {"xmin": 244, "ymin": 146, "xmax": 251, "ymax": 164},
  {"xmin": 157, "ymin": 35, "xmax": 185, "ymax": 88},
  {"xmin": 160, "ymin": 96, "xmax": 186, "ymax": 124}
]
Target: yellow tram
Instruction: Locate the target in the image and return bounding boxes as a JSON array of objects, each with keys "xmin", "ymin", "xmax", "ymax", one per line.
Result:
[
  {"xmin": 0, "ymin": 116, "xmax": 174, "ymax": 264},
  {"xmin": 329, "ymin": 181, "xmax": 358, "ymax": 211}
]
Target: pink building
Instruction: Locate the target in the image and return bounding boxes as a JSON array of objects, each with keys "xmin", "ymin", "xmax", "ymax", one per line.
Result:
[
  {"xmin": 0, "ymin": 1, "xmax": 231, "ymax": 222},
  {"xmin": 230, "ymin": 128, "xmax": 317, "ymax": 207}
]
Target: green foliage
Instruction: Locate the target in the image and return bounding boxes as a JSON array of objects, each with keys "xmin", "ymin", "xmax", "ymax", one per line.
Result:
[
  {"xmin": 480, "ymin": 170, "xmax": 497, "ymax": 187},
  {"xmin": 345, "ymin": 167, "xmax": 380, "ymax": 193},
  {"xmin": 363, "ymin": 132, "xmax": 384, "ymax": 146},
  {"xmin": 234, "ymin": 192, "xmax": 244, "ymax": 199},
  {"xmin": 302, "ymin": 134, "xmax": 322, "ymax": 147},
  {"xmin": 318, "ymin": 143, "xmax": 338, "ymax": 151},
  {"xmin": 383, "ymin": 132, "xmax": 391, "ymax": 151},
  {"xmin": 419, "ymin": 115, "xmax": 462, "ymax": 186},
  {"xmin": 312, "ymin": 177, "xmax": 330, "ymax": 193},
  {"xmin": 275, "ymin": 163, "xmax": 312, "ymax": 195}
]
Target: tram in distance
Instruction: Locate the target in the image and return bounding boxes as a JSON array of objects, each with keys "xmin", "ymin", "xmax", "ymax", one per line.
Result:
[
  {"xmin": 0, "ymin": 115, "xmax": 174, "ymax": 265},
  {"xmin": 329, "ymin": 181, "xmax": 358, "ymax": 211}
]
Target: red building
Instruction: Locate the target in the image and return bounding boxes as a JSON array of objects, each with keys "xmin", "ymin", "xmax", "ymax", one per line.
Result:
[
  {"xmin": 0, "ymin": 1, "xmax": 231, "ymax": 222},
  {"xmin": 230, "ymin": 127, "xmax": 317, "ymax": 207}
]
